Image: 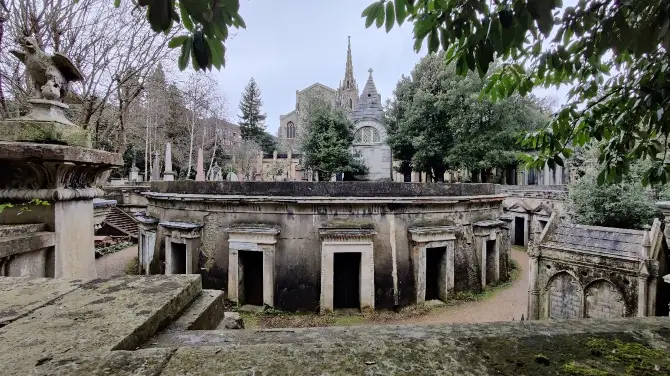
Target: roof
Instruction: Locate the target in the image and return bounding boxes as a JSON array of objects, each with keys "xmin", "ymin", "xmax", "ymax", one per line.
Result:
[
  {"xmin": 351, "ymin": 70, "xmax": 383, "ymax": 123},
  {"xmin": 299, "ymin": 82, "xmax": 337, "ymax": 94},
  {"xmin": 543, "ymin": 223, "xmax": 645, "ymax": 259},
  {"xmin": 102, "ymin": 207, "xmax": 138, "ymax": 238}
]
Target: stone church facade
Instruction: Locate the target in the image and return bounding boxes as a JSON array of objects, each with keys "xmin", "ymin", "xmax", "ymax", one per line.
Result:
[{"xmin": 277, "ymin": 38, "xmax": 392, "ymax": 181}]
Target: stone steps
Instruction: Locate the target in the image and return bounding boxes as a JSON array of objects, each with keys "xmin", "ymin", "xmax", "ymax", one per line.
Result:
[
  {"xmin": 0, "ymin": 274, "xmax": 202, "ymax": 373},
  {"xmin": 168, "ymin": 289, "xmax": 225, "ymax": 331}
]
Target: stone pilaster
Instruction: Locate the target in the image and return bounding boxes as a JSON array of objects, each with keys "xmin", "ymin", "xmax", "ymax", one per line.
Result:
[
  {"xmin": 527, "ymin": 241, "xmax": 541, "ymax": 320},
  {"xmin": 0, "ymin": 142, "xmax": 122, "ymax": 279}
]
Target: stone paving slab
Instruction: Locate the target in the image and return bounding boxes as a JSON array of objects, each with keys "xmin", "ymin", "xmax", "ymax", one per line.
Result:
[
  {"xmin": 33, "ymin": 348, "xmax": 175, "ymax": 376},
  {"xmin": 0, "ymin": 277, "xmax": 81, "ymax": 326},
  {"xmin": 0, "ymin": 275, "xmax": 200, "ymax": 375},
  {"xmin": 144, "ymin": 316, "xmax": 670, "ymax": 348},
  {"xmin": 154, "ymin": 317, "xmax": 670, "ymax": 375}
]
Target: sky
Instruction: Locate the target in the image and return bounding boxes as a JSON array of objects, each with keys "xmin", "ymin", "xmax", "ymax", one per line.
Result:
[
  {"xmin": 216, "ymin": 0, "xmax": 570, "ymax": 135},
  {"xmin": 216, "ymin": 0, "xmax": 424, "ymax": 135}
]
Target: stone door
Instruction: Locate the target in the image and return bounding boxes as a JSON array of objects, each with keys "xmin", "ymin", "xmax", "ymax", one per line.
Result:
[
  {"xmin": 547, "ymin": 272, "xmax": 582, "ymax": 319},
  {"xmin": 585, "ymin": 280, "xmax": 626, "ymax": 319}
]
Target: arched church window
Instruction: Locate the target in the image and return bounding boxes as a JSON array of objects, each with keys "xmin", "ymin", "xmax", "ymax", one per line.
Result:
[
  {"xmin": 286, "ymin": 122, "xmax": 296, "ymax": 139},
  {"xmin": 354, "ymin": 126, "xmax": 381, "ymax": 144},
  {"xmin": 347, "ymin": 80, "xmax": 350, "ymax": 89},
  {"xmin": 349, "ymin": 98, "xmax": 353, "ymax": 109}
]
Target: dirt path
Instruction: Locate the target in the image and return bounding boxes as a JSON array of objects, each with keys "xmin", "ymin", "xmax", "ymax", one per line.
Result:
[
  {"xmin": 95, "ymin": 245, "xmax": 137, "ymax": 279},
  {"xmin": 389, "ymin": 248, "xmax": 529, "ymax": 325}
]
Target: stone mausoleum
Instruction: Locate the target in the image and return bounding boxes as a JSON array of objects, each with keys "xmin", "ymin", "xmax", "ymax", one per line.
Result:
[
  {"xmin": 529, "ymin": 213, "xmax": 670, "ymax": 320},
  {"xmin": 137, "ymin": 181, "xmax": 511, "ymax": 312}
]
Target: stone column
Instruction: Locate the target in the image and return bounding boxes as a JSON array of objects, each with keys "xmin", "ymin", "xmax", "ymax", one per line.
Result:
[
  {"xmin": 527, "ymin": 242, "xmax": 541, "ymax": 320},
  {"xmin": 647, "ymin": 260, "xmax": 659, "ymax": 316},
  {"xmin": 163, "ymin": 142, "xmax": 175, "ymax": 181},
  {"xmin": 0, "ymin": 143, "xmax": 122, "ymax": 279}
]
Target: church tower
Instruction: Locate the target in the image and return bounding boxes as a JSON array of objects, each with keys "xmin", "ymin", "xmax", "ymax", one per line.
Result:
[{"xmin": 337, "ymin": 37, "xmax": 359, "ymax": 112}]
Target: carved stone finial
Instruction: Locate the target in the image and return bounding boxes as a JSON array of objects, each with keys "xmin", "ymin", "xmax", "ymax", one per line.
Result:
[{"xmin": 10, "ymin": 36, "xmax": 84, "ymax": 102}]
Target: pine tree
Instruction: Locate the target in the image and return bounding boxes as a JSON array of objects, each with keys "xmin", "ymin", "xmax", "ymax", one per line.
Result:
[{"xmin": 238, "ymin": 78, "xmax": 270, "ymax": 151}]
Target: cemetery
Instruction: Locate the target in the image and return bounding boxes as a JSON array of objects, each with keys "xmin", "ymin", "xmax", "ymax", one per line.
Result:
[{"xmin": 1, "ymin": 0, "xmax": 670, "ymax": 374}]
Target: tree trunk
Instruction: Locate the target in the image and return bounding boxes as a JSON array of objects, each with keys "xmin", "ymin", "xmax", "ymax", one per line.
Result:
[{"xmin": 186, "ymin": 106, "xmax": 195, "ymax": 178}]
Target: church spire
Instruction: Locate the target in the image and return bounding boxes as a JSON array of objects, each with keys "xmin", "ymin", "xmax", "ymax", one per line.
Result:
[
  {"xmin": 337, "ymin": 36, "xmax": 358, "ymax": 111},
  {"xmin": 346, "ymin": 36, "xmax": 353, "ymax": 79}
]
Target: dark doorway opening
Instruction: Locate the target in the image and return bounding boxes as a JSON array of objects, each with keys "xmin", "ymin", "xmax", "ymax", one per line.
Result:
[
  {"xmin": 170, "ymin": 243, "xmax": 186, "ymax": 274},
  {"xmin": 403, "ymin": 171, "xmax": 412, "ymax": 182},
  {"xmin": 425, "ymin": 247, "xmax": 446, "ymax": 301},
  {"xmin": 239, "ymin": 251, "xmax": 263, "ymax": 306},
  {"xmin": 514, "ymin": 217, "xmax": 525, "ymax": 246},
  {"xmin": 485, "ymin": 240, "xmax": 496, "ymax": 285},
  {"xmin": 333, "ymin": 252, "xmax": 361, "ymax": 309}
]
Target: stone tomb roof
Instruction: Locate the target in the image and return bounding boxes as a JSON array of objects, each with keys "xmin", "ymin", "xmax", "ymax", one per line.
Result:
[{"xmin": 543, "ymin": 223, "xmax": 647, "ymax": 259}]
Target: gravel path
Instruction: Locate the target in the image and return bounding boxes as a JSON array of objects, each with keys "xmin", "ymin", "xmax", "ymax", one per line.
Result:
[
  {"xmin": 95, "ymin": 245, "xmax": 137, "ymax": 279},
  {"xmin": 390, "ymin": 248, "xmax": 529, "ymax": 325}
]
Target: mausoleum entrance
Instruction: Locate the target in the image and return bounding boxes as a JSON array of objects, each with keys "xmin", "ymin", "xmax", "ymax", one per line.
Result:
[
  {"xmin": 486, "ymin": 240, "xmax": 497, "ymax": 285},
  {"xmin": 333, "ymin": 252, "xmax": 361, "ymax": 309},
  {"xmin": 239, "ymin": 250, "xmax": 264, "ymax": 306},
  {"xmin": 425, "ymin": 247, "xmax": 447, "ymax": 301},
  {"xmin": 170, "ymin": 243, "xmax": 187, "ymax": 274},
  {"xmin": 514, "ymin": 217, "xmax": 525, "ymax": 246}
]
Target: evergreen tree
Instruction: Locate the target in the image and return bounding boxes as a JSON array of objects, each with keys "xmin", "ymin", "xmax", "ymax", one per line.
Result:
[
  {"xmin": 301, "ymin": 101, "xmax": 367, "ymax": 180},
  {"xmin": 238, "ymin": 78, "xmax": 271, "ymax": 152}
]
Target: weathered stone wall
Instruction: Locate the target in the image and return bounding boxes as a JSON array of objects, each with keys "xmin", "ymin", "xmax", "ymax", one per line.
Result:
[
  {"xmin": 145, "ymin": 182, "xmax": 505, "ymax": 311},
  {"xmin": 103, "ymin": 184, "xmax": 150, "ymax": 214},
  {"xmin": 497, "ymin": 185, "xmax": 567, "ymax": 213},
  {"xmin": 537, "ymin": 253, "xmax": 640, "ymax": 319}
]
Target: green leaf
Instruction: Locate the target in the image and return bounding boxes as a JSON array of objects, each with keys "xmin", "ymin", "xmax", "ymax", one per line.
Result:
[
  {"xmin": 168, "ymin": 35, "xmax": 188, "ymax": 48},
  {"xmin": 178, "ymin": 35, "xmax": 192, "ymax": 71},
  {"xmin": 428, "ymin": 28, "xmax": 439, "ymax": 53},
  {"xmin": 180, "ymin": 2, "xmax": 194, "ymax": 31},
  {"xmin": 114, "ymin": 0, "xmax": 121, "ymax": 7},
  {"xmin": 395, "ymin": 0, "xmax": 406, "ymax": 25},
  {"xmin": 385, "ymin": 1, "xmax": 395, "ymax": 33},
  {"xmin": 375, "ymin": 4, "xmax": 385, "ymax": 28}
]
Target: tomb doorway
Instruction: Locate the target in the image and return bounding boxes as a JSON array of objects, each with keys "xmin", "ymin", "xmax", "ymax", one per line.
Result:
[
  {"xmin": 170, "ymin": 243, "xmax": 186, "ymax": 274},
  {"xmin": 425, "ymin": 247, "xmax": 447, "ymax": 301},
  {"xmin": 333, "ymin": 252, "xmax": 361, "ymax": 309},
  {"xmin": 514, "ymin": 217, "xmax": 525, "ymax": 246},
  {"xmin": 239, "ymin": 250, "xmax": 264, "ymax": 306}
]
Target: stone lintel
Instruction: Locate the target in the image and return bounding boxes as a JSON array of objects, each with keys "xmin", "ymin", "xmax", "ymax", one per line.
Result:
[
  {"xmin": 93, "ymin": 198, "xmax": 117, "ymax": 208},
  {"xmin": 226, "ymin": 224, "xmax": 281, "ymax": 236},
  {"xmin": 0, "ymin": 231, "xmax": 55, "ymax": 259},
  {"xmin": 160, "ymin": 221, "xmax": 202, "ymax": 240},
  {"xmin": 408, "ymin": 225, "xmax": 458, "ymax": 243},
  {"xmin": 319, "ymin": 228, "xmax": 376, "ymax": 241},
  {"xmin": 0, "ymin": 119, "xmax": 92, "ymax": 148},
  {"xmin": 135, "ymin": 213, "xmax": 159, "ymax": 227}
]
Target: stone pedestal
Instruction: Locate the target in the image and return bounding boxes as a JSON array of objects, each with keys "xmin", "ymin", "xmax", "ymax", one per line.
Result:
[
  {"xmin": 0, "ymin": 100, "xmax": 91, "ymax": 148},
  {"xmin": 0, "ymin": 142, "xmax": 122, "ymax": 279}
]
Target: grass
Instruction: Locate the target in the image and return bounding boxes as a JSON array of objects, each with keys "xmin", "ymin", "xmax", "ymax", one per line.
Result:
[{"xmin": 235, "ymin": 256, "xmax": 523, "ymax": 329}]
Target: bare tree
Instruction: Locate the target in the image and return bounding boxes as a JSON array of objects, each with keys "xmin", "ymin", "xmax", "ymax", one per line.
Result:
[
  {"xmin": 231, "ymin": 140, "xmax": 262, "ymax": 181},
  {"xmin": 1, "ymin": 0, "xmax": 176, "ymax": 149}
]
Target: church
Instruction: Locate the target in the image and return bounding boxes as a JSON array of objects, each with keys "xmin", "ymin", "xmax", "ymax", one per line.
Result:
[{"xmin": 277, "ymin": 38, "xmax": 392, "ymax": 181}]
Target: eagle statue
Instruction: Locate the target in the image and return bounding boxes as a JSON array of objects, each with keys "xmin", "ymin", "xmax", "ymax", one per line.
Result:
[{"xmin": 10, "ymin": 36, "xmax": 84, "ymax": 101}]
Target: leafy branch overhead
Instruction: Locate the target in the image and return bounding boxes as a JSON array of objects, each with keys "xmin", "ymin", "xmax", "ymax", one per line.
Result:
[
  {"xmin": 120, "ymin": 0, "xmax": 246, "ymax": 71},
  {"xmin": 364, "ymin": 0, "xmax": 670, "ymax": 186}
]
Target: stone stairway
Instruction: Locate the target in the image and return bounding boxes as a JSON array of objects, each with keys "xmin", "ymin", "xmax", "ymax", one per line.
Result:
[{"xmin": 102, "ymin": 206, "xmax": 138, "ymax": 239}]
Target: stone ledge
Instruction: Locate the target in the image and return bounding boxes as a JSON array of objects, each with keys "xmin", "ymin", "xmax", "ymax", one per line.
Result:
[
  {"xmin": 0, "ymin": 141, "xmax": 122, "ymax": 165},
  {"xmin": 0, "ymin": 231, "xmax": 55, "ymax": 258},
  {"xmin": 0, "ymin": 119, "xmax": 92, "ymax": 148},
  {"xmin": 150, "ymin": 181, "xmax": 497, "ymax": 197}
]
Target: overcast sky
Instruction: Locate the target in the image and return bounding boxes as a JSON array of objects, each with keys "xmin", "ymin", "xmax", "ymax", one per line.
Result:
[
  {"xmin": 216, "ymin": 0, "xmax": 422, "ymax": 134},
  {"xmin": 216, "ymin": 0, "xmax": 569, "ymax": 134}
]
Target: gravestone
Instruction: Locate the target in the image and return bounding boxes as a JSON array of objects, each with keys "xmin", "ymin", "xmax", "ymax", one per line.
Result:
[
  {"xmin": 195, "ymin": 148, "xmax": 205, "ymax": 181},
  {"xmin": 209, "ymin": 162, "xmax": 223, "ymax": 181},
  {"xmin": 227, "ymin": 171, "xmax": 238, "ymax": 181},
  {"xmin": 163, "ymin": 142, "xmax": 175, "ymax": 181}
]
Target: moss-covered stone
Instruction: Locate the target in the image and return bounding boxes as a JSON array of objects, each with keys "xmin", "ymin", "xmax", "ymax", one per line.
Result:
[{"xmin": 0, "ymin": 119, "xmax": 91, "ymax": 148}]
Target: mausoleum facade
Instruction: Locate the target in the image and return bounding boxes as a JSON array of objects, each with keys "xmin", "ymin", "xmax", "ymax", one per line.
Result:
[{"xmin": 139, "ymin": 181, "xmax": 511, "ymax": 312}]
